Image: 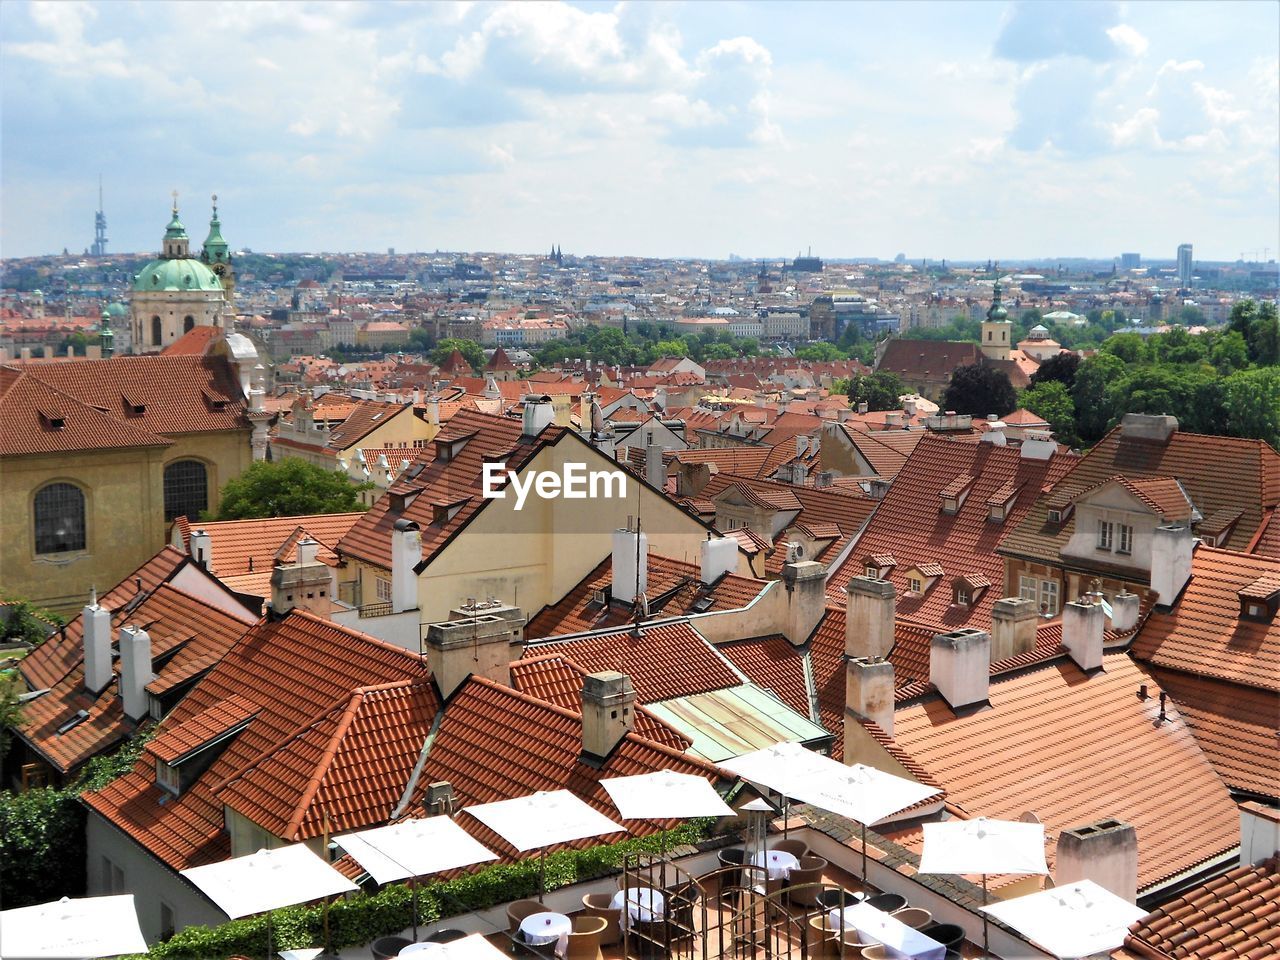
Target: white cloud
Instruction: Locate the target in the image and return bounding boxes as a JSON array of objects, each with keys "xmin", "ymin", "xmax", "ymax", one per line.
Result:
[{"xmin": 1106, "ymin": 24, "xmax": 1148, "ymax": 58}]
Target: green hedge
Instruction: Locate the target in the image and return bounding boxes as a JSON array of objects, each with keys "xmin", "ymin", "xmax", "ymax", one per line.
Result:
[{"xmin": 133, "ymin": 820, "xmax": 717, "ymax": 960}]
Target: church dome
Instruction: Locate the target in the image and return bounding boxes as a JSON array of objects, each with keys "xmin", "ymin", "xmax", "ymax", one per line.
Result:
[
  {"xmin": 132, "ymin": 257, "xmax": 224, "ymax": 292},
  {"xmin": 106, "ymin": 301, "xmax": 128, "ymax": 317}
]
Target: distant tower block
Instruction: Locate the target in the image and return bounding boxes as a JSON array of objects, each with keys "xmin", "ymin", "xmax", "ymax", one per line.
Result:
[{"xmin": 91, "ymin": 175, "xmax": 108, "ymax": 257}]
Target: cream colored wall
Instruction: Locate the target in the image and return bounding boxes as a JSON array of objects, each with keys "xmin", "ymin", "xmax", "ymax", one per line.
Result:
[{"xmin": 0, "ymin": 429, "xmax": 252, "ymax": 616}]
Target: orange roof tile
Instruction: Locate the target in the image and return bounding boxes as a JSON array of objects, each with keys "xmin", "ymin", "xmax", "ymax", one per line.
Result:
[
  {"xmin": 718, "ymin": 635, "xmax": 812, "ymax": 720},
  {"xmin": 160, "ymin": 325, "xmax": 219, "ymax": 356},
  {"xmin": 147, "ymin": 695, "xmax": 260, "ymax": 764}
]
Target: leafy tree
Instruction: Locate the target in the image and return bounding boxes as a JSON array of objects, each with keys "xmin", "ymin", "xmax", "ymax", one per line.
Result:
[
  {"xmin": 431, "ymin": 338, "xmax": 484, "ymax": 372},
  {"xmin": 847, "ymin": 372, "xmax": 905, "ymax": 412},
  {"xmin": 795, "ymin": 342, "xmax": 844, "ymax": 362},
  {"xmin": 213, "ymin": 459, "xmax": 372, "ymax": 520},
  {"xmin": 1208, "ymin": 330, "xmax": 1250, "ymax": 375},
  {"xmin": 1235, "ymin": 300, "xmax": 1280, "ymax": 366},
  {"xmin": 1028, "ymin": 352, "xmax": 1081, "ymax": 390},
  {"xmin": 702, "ymin": 343, "xmax": 738, "ymax": 361},
  {"xmin": 1020, "ymin": 308, "xmax": 1043, "ymax": 326},
  {"xmin": 1019, "ymin": 381, "xmax": 1080, "ymax": 447},
  {"xmin": 1105, "ymin": 365, "xmax": 1225, "ymax": 436},
  {"xmin": 1, "ymin": 598, "xmax": 61, "ymax": 644},
  {"xmin": 0, "ymin": 680, "xmax": 24, "ymax": 764},
  {"xmin": 1151, "ymin": 325, "xmax": 1206, "ymax": 365},
  {"xmin": 942, "ymin": 363, "xmax": 1016, "ymax": 418},
  {"xmin": 407, "ymin": 327, "xmax": 434, "ymax": 352},
  {"xmin": 1178, "ymin": 304, "xmax": 1205, "ymax": 325},
  {"xmin": 1222, "ymin": 366, "xmax": 1280, "ymax": 448},
  {"xmin": 1101, "ymin": 332, "xmax": 1148, "ymax": 365},
  {"xmin": 1071, "ymin": 353, "xmax": 1126, "ymax": 442}
]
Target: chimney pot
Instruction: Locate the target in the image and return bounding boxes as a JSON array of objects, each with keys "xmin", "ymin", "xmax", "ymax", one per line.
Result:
[
  {"xmin": 83, "ymin": 594, "xmax": 113, "ymax": 695},
  {"xmin": 845, "ymin": 657, "xmax": 895, "ymax": 738},
  {"xmin": 190, "ymin": 528, "xmax": 213, "ymax": 571},
  {"xmin": 611, "ymin": 526, "xmax": 649, "ymax": 606},
  {"xmin": 700, "ymin": 536, "xmax": 738, "ymax": 586},
  {"xmin": 391, "ymin": 519, "xmax": 421, "ymax": 613},
  {"xmin": 424, "ymin": 603, "xmax": 525, "ymax": 698},
  {"xmin": 782, "ymin": 560, "xmax": 827, "ymax": 645},
  {"xmin": 581, "ymin": 671, "xmax": 636, "ymax": 760},
  {"xmin": 1110, "ymin": 590, "xmax": 1140, "ymax": 633},
  {"xmin": 990, "ymin": 596, "xmax": 1038, "ymax": 661},
  {"xmin": 1150, "ymin": 524, "xmax": 1194, "ymax": 606},
  {"xmin": 846, "ymin": 576, "xmax": 896, "ymax": 660},
  {"xmin": 1062, "ymin": 599, "xmax": 1105, "ymax": 672}
]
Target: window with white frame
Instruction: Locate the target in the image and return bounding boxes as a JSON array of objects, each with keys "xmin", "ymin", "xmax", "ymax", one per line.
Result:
[
  {"xmin": 1117, "ymin": 523, "xmax": 1133, "ymax": 554},
  {"xmin": 907, "ymin": 576, "xmax": 923, "ymax": 594},
  {"xmin": 1040, "ymin": 579, "xmax": 1060, "ymax": 616},
  {"xmin": 954, "ymin": 587, "xmax": 970, "ymax": 605},
  {"xmin": 1097, "ymin": 519, "xmax": 1113, "ymax": 551},
  {"xmin": 1019, "ymin": 575, "xmax": 1038, "ymax": 602},
  {"xmin": 375, "ymin": 577, "xmax": 392, "ymax": 602},
  {"xmin": 865, "ymin": 565, "xmax": 878, "ymax": 578}
]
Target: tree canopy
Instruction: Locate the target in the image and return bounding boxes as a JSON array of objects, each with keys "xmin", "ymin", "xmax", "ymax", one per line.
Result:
[
  {"xmin": 1020, "ymin": 381, "xmax": 1080, "ymax": 448},
  {"xmin": 213, "ymin": 459, "xmax": 371, "ymax": 520},
  {"xmin": 847, "ymin": 371, "xmax": 905, "ymax": 412},
  {"xmin": 942, "ymin": 363, "xmax": 1017, "ymax": 418},
  {"xmin": 432, "ymin": 338, "xmax": 485, "ymax": 372}
]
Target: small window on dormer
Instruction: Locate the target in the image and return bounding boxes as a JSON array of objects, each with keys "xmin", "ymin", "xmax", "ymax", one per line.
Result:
[
  {"xmin": 1048, "ymin": 509, "xmax": 1062, "ymax": 524},
  {"xmin": 907, "ymin": 576, "xmax": 923, "ymax": 594},
  {"xmin": 865, "ymin": 565, "xmax": 878, "ymax": 578},
  {"xmin": 954, "ymin": 587, "xmax": 970, "ymax": 605}
]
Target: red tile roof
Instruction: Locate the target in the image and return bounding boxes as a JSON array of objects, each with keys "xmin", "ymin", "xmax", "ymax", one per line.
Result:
[
  {"xmin": 1124, "ymin": 854, "xmax": 1280, "ymax": 960},
  {"xmin": 717, "ymin": 635, "xmax": 812, "ymax": 720},
  {"xmin": 827, "ymin": 436, "xmax": 1078, "ymax": 631},
  {"xmin": 833, "ymin": 424, "xmax": 925, "ymax": 480},
  {"xmin": 892, "ymin": 654, "xmax": 1239, "ymax": 891},
  {"xmin": 146, "ymin": 695, "xmax": 260, "ymax": 764},
  {"xmin": 876, "ymin": 340, "xmax": 981, "ymax": 378},
  {"xmin": 160, "ymin": 325, "xmax": 219, "ymax": 356},
  {"xmin": 1073, "ymin": 475, "xmax": 1195, "ymax": 521}
]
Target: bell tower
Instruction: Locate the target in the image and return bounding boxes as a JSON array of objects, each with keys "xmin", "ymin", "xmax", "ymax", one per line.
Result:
[
  {"xmin": 202, "ymin": 194, "xmax": 235, "ymax": 309},
  {"xmin": 981, "ymin": 273, "xmax": 1011, "ymax": 362}
]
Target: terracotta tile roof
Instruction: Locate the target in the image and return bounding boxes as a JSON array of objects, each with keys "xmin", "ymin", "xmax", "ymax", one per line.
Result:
[
  {"xmin": 808, "ymin": 607, "xmax": 850, "ymax": 759},
  {"xmin": 892, "ymin": 654, "xmax": 1239, "ymax": 891},
  {"xmin": 160, "ymin": 325, "xmax": 219, "ymax": 356},
  {"xmin": 718, "ymin": 635, "xmax": 812, "ymax": 720},
  {"xmin": 522, "ymin": 620, "xmax": 743, "ymax": 704},
  {"xmin": 828, "ymin": 436, "xmax": 1077, "ymax": 632},
  {"xmin": 17, "ymin": 580, "xmax": 257, "ymax": 773},
  {"xmin": 438, "ymin": 349, "xmax": 471, "ymax": 374},
  {"xmin": 524, "ymin": 554, "xmax": 767, "ymax": 640},
  {"xmin": 700, "ymin": 471, "xmax": 876, "ymax": 540},
  {"xmin": 84, "ymin": 611, "xmax": 428, "ymax": 870},
  {"xmin": 1247, "ymin": 508, "xmax": 1280, "ymax": 558},
  {"xmin": 485, "ymin": 347, "xmax": 517, "ymax": 372},
  {"xmin": 1124, "ymin": 854, "xmax": 1280, "ymax": 960},
  {"xmin": 835, "ymin": 424, "xmax": 924, "ymax": 480},
  {"xmin": 876, "ymin": 340, "xmax": 981, "ymax": 378},
  {"xmin": 214, "ymin": 679, "xmax": 439, "ymax": 840},
  {"xmin": 407, "ymin": 676, "xmax": 725, "ymax": 855},
  {"xmin": 1000, "ymin": 426, "xmax": 1280, "ymax": 568},
  {"xmin": 1073, "ymin": 475, "xmax": 1195, "ymax": 521},
  {"xmin": 668, "ymin": 446, "xmax": 774, "ymax": 477},
  {"xmin": 337, "ymin": 409, "xmax": 542, "ymax": 569},
  {"xmin": 323, "ymin": 400, "xmax": 413, "ymax": 451},
  {"xmin": 146, "ymin": 695, "xmax": 260, "ymax": 764}
]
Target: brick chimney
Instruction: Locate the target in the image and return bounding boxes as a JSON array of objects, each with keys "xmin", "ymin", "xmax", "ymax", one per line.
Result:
[
  {"xmin": 1062, "ymin": 599, "xmax": 1105, "ymax": 672},
  {"xmin": 391, "ymin": 519, "xmax": 422, "ymax": 613},
  {"xmin": 424, "ymin": 603, "xmax": 525, "ymax": 698},
  {"xmin": 1150, "ymin": 524, "xmax": 1193, "ymax": 606},
  {"xmin": 83, "ymin": 589, "xmax": 113, "ymax": 695},
  {"xmin": 989, "ymin": 596, "xmax": 1037, "ymax": 661},
  {"xmin": 270, "ymin": 538, "xmax": 335, "ymax": 617},
  {"xmin": 581, "ymin": 671, "xmax": 636, "ymax": 761},
  {"xmin": 782, "ymin": 560, "xmax": 827, "ymax": 645},
  {"xmin": 845, "ymin": 658, "xmax": 895, "ymax": 739},
  {"xmin": 118, "ymin": 625, "xmax": 153, "ymax": 722},
  {"xmin": 611, "ymin": 522, "xmax": 648, "ymax": 605},
  {"xmin": 930, "ymin": 628, "xmax": 991, "ymax": 711},
  {"xmin": 846, "ymin": 577, "xmax": 895, "ymax": 660},
  {"xmin": 1056, "ymin": 819, "xmax": 1139, "ymax": 903},
  {"xmin": 1110, "ymin": 590, "xmax": 1140, "ymax": 633},
  {"xmin": 190, "ymin": 528, "xmax": 213, "ymax": 572},
  {"xmin": 700, "ymin": 535, "xmax": 738, "ymax": 585},
  {"xmin": 1239, "ymin": 801, "xmax": 1280, "ymax": 866}
]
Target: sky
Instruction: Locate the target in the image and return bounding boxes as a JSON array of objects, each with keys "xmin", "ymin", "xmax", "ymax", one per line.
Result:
[{"xmin": 1, "ymin": 0, "xmax": 1277, "ymax": 261}]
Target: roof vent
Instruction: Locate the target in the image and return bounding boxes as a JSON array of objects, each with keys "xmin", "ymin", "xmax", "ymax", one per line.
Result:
[{"xmin": 425, "ymin": 781, "xmax": 456, "ymax": 816}]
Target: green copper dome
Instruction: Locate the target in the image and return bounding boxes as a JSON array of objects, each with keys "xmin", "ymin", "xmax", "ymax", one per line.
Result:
[
  {"xmin": 203, "ymin": 195, "xmax": 230, "ymax": 263},
  {"xmin": 132, "ymin": 257, "xmax": 224, "ymax": 292},
  {"xmin": 986, "ymin": 279, "xmax": 1009, "ymax": 322},
  {"xmin": 165, "ymin": 210, "xmax": 188, "ymax": 241},
  {"xmin": 105, "ymin": 301, "xmax": 128, "ymax": 317}
]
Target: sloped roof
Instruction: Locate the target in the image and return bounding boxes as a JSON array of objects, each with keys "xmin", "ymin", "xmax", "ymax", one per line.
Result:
[
  {"xmin": 876, "ymin": 339, "xmax": 981, "ymax": 378},
  {"xmin": 835, "ymin": 423, "xmax": 925, "ymax": 480},
  {"xmin": 323, "ymin": 400, "xmax": 411, "ymax": 451},
  {"xmin": 1074, "ymin": 475, "xmax": 1195, "ymax": 521},
  {"xmin": 892, "ymin": 654, "xmax": 1239, "ymax": 892},
  {"xmin": 827, "ymin": 435, "xmax": 1077, "ymax": 631},
  {"xmin": 146, "ymin": 694, "xmax": 260, "ymax": 764},
  {"xmin": 161, "ymin": 325, "xmax": 219, "ymax": 356},
  {"xmin": 485, "ymin": 347, "xmax": 517, "ymax": 371},
  {"xmin": 718, "ymin": 635, "xmax": 812, "ymax": 721}
]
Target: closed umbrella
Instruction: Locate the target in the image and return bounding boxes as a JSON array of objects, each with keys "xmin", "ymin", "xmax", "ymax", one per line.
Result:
[
  {"xmin": 336, "ymin": 817, "xmax": 498, "ymax": 937},
  {"xmin": 980, "ymin": 880, "xmax": 1148, "ymax": 959},
  {"xmin": 181, "ymin": 845, "xmax": 358, "ymax": 959},
  {"xmin": 462, "ymin": 790, "xmax": 625, "ymax": 900},
  {"xmin": 917, "ymin": 817, "xmax": 1049, "ymax": 958},
  {"xmin": 0, "ymin": 894, "xmax": 147, "ymax": 959}
]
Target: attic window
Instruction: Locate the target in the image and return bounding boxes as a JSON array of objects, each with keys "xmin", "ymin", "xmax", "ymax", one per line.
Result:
[
  {"xmin": 38, "ymin": 407, "xmax": 66, "ymax": 430},
  {"xmin": 156, "ymin": 759, "xmax": 181, "ymax": 796},
  {"xmin": 954, "ymin": 587, "xmax": 970, "ymax": 605},
  {"xmin": 122, "ymin": 394, "xmax": 147, "ymax": 415},
  {"xmin": 940, "ymin": 475, "xmax": 975, "ymax": 515},
  {"xmin": 1238, "ymin": 577, "xmax": 1280, "ymax": 622},
  {"xmin": 56, "ymin": 709, "xmax": 90, "ymax": 736}
]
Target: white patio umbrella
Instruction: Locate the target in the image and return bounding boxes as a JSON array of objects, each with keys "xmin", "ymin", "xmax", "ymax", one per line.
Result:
[
  {"xmin": 181, "ymin": 845, "xmax": 358, "ymax": 959},
  {"xmin": 462, "ymin": 790, "xmax": 626, "ymax": 899},
  {"xmin": 336, "ymin": 817, "xmax": 498, "ymax": 937},
  {"xmin": 981, "ymin": 880, "xmax": 1148, "ymax": 959},
  {"xmin": 601, "ymin": 771, "xmax": 736, "ymax": 821},
  {"xmin": 917, "ymin": 817, "xmax": 1050, "ymax": 958},
  {"xmin": 403, "ymin": 933, "xmax": 513, "ymax": 960},
  {"xmin": 0, "ymin": 894, "xmax": 147, "ymax": 959}
]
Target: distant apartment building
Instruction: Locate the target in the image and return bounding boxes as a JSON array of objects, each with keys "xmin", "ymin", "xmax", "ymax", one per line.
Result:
[
  {"xmin": 1121, "ymin": 252, "xmax": 1142, "ymax": 271},
  {"xmin": 761, "ymin": 310, "xmax": 809, "ymax": 340},
  {"xmin": 1178, "ymin": 243, "xmax": 1193, "ymax": 285}
]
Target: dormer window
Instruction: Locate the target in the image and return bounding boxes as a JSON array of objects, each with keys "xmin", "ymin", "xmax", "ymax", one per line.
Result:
[
  {"xmin": 907, "ymin": 575, "xmax": 923, "ymax": 594},
  {"xmin": 940, "ymin": 475, "xmax": 975, "ymax": 515},
  {"xmin": 156, "ymin": 759, "xmax": 181, "ymax": 796},
  {"xmin": 865, "ymin": 565, "xmax": 878, "ymax": 578},
  {"xmin": 904, "ymin": 563, "xmax": 942, "ymax": 595},
  {"xmin": 954, "ymin": 587, "xmax": 970, "ymax": 605},
  {"xmin": 1238, "ymin": 576, "xmax": 1280, "ymax": 623}
]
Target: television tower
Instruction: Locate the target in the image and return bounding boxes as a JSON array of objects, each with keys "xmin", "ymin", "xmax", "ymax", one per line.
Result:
[{"xmin": 91, "ymin": 175, "xmax": 108, "ymax": 256}]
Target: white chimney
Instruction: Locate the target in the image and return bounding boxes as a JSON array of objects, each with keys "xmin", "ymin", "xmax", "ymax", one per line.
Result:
[
  {"xmin": 118, "ymin": 625, "xmax": 153, "ymax": 722},
  {"xmin": 857, "ymin": 401, "xmax": 868, "ymax": 415},
  {"xmin": 902, "ymin": 397, "xmax": 917, "ymax": 417},
  {"xmin": 296, "ymin": 537, "xmax": 320, "ymax": 567},
  {"xmin": 83, "ymin": 590, "xmax": 113, "ymax": 695},
  {"xmin": 426, "ymin": 399, "xmax": 440, "ymax": 426},
  {"xmin": 522, "ymin": 394, "xmax": 555, "ymax": 437},
  {"xmin": 700, "ymin": 536, "xmax": 738, "ymax": 585},
  {"xmin": 1020, "ymin": 430, "xmax": 1057, "ymax": 460},
  {"xmin": 190, "ymin": 528, "xmax": 213, "ymax": 571},
  {"xmin": 1110, "ymin": 590, "xmax": 1140, "ymax": 633},
  {"xmin": 1062, "ymin": 599, "xmax": 1105, "ymax": 672},
  {"xmin": 1150, "ymin": 524, "xmax": 1193, "ymax": 606},
  {"xmin": 391, "ymin": 519, "xmax": 421, "ymax": 614},
  {"xmin": 846, "ymin": 577, "xmax": 895, "ymax": 660},
  {"xmin": 980, "ymin": 422, "xmax": 1008, "ymax": 446},
  {"xmin": 424, "ymin": 603, "xmax": 525, "ymax": 698},
  {"xmin": 793, "ymin": 461, "xmax": 809, "ymax": 486},
  {"xmin": 885, "ymin": 411, "xmax": 902, "ymax": 428},
  {"xmin": 1055, "ymin": 820, "xmax": 1139, "ymax": 903},
  {"xmin": 581, "ymin": 671, "xmax": 636, "ymax": 760},
  {"xmin": 930, "ymin": 629, "xmax": 991, "ymax": 711},
  {"xmin": 611, "ymin": 523, "xmax": 648, "ymax": 605},
  {"xmin": 845, "ymin": 658, "xmax": 895, "ymax": 738},
  {"xmin": 990, "ymin": 596, "xmax": 1037, "ymax": 661},
  {"xmin": 1239, "ymin": 801, "xmax": 1280, "ymax": 867},
  {"xmin": 645, "ymin": 443, "xmax": 665, "ymax": 489}
]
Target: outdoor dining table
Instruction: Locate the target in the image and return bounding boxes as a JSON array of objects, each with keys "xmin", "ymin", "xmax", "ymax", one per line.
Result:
[
  {"xmin": 398, "ymin": 944, "xmax": 447, "ymax": 959},
  {"xmin": 826, "ymin": 902, "xmax": 945, "ymax": 960},
  {"xmin": 611, "ymin": 887, "xmax": 666, "ymax": 924},
  {"xmin": 752, "ymin": 848, "xmax": 800, "ymax": 880},
  {"xmin": 519, "ymin": 911, "xmax": 573, "ymax": 952}
]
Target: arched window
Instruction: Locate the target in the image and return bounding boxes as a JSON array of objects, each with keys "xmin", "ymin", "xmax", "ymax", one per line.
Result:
[
  {"xmin": 151, "ymin": 316, "xmax": 162, "ymax": 346},
  {"xmin": 34, "ymin": 482, "xmax": 86, "ymax": 554},
  {"xmin": 164, "ymin": 460, "xmax": 208, "ymax": 522},
  {"xmin": 183, "ymin": 316, "xmax": 195, "ymax": 333}
]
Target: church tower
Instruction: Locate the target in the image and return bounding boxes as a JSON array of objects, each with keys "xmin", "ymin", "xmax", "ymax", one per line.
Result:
[
  {"xmin": 981, "ymin": 276, "xmax": 1011, "ymax": 362},
  {"xmin": 201, "ymin": 194, "xmax": 235, "ymax": 309}
]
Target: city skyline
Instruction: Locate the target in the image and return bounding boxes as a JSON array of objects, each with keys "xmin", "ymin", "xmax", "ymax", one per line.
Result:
[{"xmin": 2, "ymin": 1, "xmax": 1277, "ymax": 260}]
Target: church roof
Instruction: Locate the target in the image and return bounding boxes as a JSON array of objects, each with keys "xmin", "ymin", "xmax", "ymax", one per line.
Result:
[{"xmin": 132, "ymin": 257, "xmax": 224, "ymax": 293}]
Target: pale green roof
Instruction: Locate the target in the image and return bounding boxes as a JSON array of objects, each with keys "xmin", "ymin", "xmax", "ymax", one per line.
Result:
[{"xmin": 132, "ymin": 257, "xmax": 224, "ymax": 293}]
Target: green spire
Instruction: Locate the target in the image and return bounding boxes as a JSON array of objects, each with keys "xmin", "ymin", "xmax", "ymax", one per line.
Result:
[
  {"xmin": 99, "ymin": 307, "xmax": 114, "ymax": 357},
  {"xmin": 203, "ymin": 193, "xmax": 229, "ymax": 263},
  {"xmin": 165, "ymin": 190, "xmax": 187, "ymax": 240},
  {"xmin": 987, "ymin": 276, "xmax": 1008, "ymax": 322}
]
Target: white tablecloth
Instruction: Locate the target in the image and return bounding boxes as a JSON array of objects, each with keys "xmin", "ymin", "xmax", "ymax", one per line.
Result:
[
  {"xmin": 752, "ymin": 849, "xmax": 800, "ymax": 880},
  {"xmin": 520, "ymin": 911, "xmax": 572, "ymax": 954},
  {"xmin": 398, "ymin": 944, "xmax": 446, "ymax": 959},
  {"xmin": 827, "ymin": 902, "xmax": 944, "ymax": 960},
  {"xmin": 611, "ymin": 887, "xmax": 666, "ymax": 923}
]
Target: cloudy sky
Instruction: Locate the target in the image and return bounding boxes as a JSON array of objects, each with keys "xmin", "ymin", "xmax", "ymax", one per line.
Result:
[{"xmin": 2, "ymin": 1, "xmax": 1276, "ymax": 261}]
